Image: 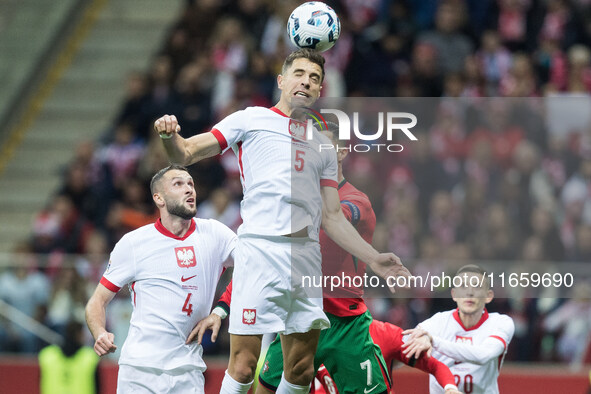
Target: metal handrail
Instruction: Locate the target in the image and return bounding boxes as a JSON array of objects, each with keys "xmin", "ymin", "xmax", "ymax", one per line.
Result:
[{"xmin": 0, "ymin": 299, "xmax": 64, "ymax": 346}]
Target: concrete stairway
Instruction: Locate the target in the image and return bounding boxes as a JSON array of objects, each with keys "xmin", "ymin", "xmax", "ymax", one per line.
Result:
[
  {"xmin": 0, "ymin": 0, "xmax": 184, "ymax": 254},
  {"xmin": 0, "ymin": 0, "xmax": 79, "ymax": 131}
]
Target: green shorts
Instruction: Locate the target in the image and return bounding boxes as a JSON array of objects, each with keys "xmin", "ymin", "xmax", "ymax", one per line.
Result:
[{"xmin": 258, "ymin": 311, "xmax": 390, "ymax": 394}]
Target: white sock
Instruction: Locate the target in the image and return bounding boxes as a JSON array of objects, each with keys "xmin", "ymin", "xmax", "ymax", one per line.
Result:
[
  {"xmin": 276, "ymin": 372, "xmax": 310, "ymax": 394},
  {"xmin": 219, "ymin": 370, "xmax": 252, "ymax": 394}
]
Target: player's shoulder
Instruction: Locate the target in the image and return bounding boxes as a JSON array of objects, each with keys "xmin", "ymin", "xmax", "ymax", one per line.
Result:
[
  {"xmin": 243, "ymin": 106, "xmax": 264, "ymax": 113},
  {"xmin": 219, "ymin": 106, "xmax": 264, "ymax": 123},
  {"xmin": 425, "ymin": 309, "xmax": 455, "ymax": 324},
  {"xmin": 341, "ymin": 181, "xmax": 372, "ymax": 204},
  {"xmin": 439, "ymin": 309, "xmax": 456, "ymax": 319},
  {"xmin": 112, "ymin": 223, "xmax": 157, "ymax": 252},
  {"xmin": 244, "ymin": 106, "xmax": 277, "ymax": 117},
  {"xmin": 487, "ymin": 312, "xmax": 515, "ymax": 329},
  {"xmin": 231, "ymin": 106, "xmax": 289, "ymax": 126},
  {"xmin": 122, "ymin": 222, "xmax": 158, "ymax": 241},
  {"xmin": 371, "ymin": 319, "xmax": 403, "ymax": 336}
]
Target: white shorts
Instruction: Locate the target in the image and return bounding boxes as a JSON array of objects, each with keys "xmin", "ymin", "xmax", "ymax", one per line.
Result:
[
  {"xmin": 117, "ymin": 364, "xmax": 205, "ymax": 393},
  {"xmin": 229, "ymin": 235, "xmax": 329, "ymax": 335}
]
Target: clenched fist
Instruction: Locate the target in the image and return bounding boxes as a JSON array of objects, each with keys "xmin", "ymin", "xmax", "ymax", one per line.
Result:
[
  {"xmin": 154, "ymin": 114, "xmax": 181, "ymax": 139},
  {"xmin": 93, "ymin": 331, "xmax": 117, "ymax": 356}
]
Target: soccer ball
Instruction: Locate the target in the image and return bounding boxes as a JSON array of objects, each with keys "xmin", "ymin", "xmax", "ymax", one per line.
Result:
[{"xmin": 287, "ymin": 2, "xmax": 340, "ymax": 52}]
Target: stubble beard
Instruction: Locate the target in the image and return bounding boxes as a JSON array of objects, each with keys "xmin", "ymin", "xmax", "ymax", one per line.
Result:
[{"xmin": 167, "ymin": 201, "xmax": 196, "ymax": 220}]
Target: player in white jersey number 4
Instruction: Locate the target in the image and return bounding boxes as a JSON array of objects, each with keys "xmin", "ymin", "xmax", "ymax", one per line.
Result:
[
  {"xmin": 85, "ymin": 165, "xmax": 236, "ymax": 393},
  {"xmin": 154, "ymin": 49, "xmax": 412, "ymax": 394},
  {"xmin": 403, "ymin": 264, "xmax": 515, "ymax": 394}
]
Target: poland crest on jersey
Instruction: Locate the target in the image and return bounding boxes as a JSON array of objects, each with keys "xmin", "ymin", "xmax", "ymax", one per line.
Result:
[
  {"xmin": 175, "ymin": 246, "xmax": 197, "ymax": 268},
  {"xmin": 288, "ymin": 118, "xmax": 307, "ymax": 141},
  {"xmin": 455, "ymin": 335, "xmax": 473, "ymax": 344},
  {"xmin": 242, "ymin": 308, "xmax": 256, "ymax": 325}
]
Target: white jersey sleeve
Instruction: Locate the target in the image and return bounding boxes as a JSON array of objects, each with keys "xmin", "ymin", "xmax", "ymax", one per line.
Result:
[
  {"xmin": 102, "ymin": 235, "xmax": 136, "ymax": 290},
  {"xmin": 211, "ymin": 110, "xmax": 248, "ymax": 153},
  {"xmin": 489, "ymin": 314, "xmax": 514, "ymax": 349},
  {"xmin": 211, "ymin": 219, "xmax": 237, "ymax": 267},
  {"xmin": 318, "ymin": 131, "xmax": 338, "ymax": 184}
]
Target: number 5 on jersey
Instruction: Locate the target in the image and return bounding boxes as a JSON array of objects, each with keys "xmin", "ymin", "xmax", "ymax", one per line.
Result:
[{"xmin": 294, "ymin": 150, "xmax": 305, "ymax": 172}]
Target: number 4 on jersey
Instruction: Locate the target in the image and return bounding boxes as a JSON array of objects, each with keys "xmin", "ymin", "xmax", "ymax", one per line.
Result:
[{"xmin": 182, "ymin": 293, "xmax": 193, "ymax": 316}]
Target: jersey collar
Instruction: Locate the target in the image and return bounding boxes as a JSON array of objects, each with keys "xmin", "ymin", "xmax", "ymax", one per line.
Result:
[
  {"xmin": 270, "ymin": 106, "xmax": 289, "ymax": 117},
  {"xmin": 338, "ymin": 179, "xmax": 347, "ymax": 190},
  {"xmin": 154, "ymin": 218, "xmax": 196, "ymax": 240},
  {"xmin": 453, "ymin": 308, "xmax": 489, "ymax": 331}
]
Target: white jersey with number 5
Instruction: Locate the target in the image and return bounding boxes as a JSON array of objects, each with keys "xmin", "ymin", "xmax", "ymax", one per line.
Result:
[
  {"xmin": 419, "ymin": 309, "xmax": 514, "ymax": 394},
  {"xmin": 99, "ymin": 218, "xmax": 236, "ymax": 371},
  {"xmin": 211, "ymin": 106, "xmax": 338, "ymax": 241}
]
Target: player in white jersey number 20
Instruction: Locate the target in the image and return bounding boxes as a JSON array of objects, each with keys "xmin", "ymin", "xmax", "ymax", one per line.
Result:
[
  {"xmin": 85, "ymin": 165, "xmax": 237, "ymax": 393},
  {"xmin": 154, "ymin": 48, "xmax": 412, "ymax": 394},
  {"xmin": 403, "ymin": 264, "xmax": 515, "ymax": 394}
]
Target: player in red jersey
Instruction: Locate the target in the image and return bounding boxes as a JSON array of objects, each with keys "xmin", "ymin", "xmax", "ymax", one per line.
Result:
[{"xmin": 310, "ymin": 319, "xmax": 460, "ymax": 394}]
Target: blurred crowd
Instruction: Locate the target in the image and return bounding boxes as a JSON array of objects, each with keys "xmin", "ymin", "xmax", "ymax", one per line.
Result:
[{"xmin": 2, "ymin": 0, "xmax": 591, "ymax": 367}]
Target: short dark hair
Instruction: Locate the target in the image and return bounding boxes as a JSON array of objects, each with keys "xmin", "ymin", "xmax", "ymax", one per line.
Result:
[
  {"xmin": 282, "ymin": 49, "xmax": 326, "ymax": 82},
  {"xmin": 150, "ymin": 164, "xmax": 189, "ymax": 195},
  {"xmin": 454, "ymin": 264, "xmax": 490, "ymax": 290}
]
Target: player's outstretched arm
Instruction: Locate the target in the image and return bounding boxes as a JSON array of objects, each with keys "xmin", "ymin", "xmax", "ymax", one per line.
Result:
[
  {"xmin": 85, "ymin": 284, "xmax": 117, "ymax": 356},
  {"xmin": 404, "ymin": 327, "xmax": 506, "ymax": 365},
  {"xmin": 321, "ymin": 186, "xmax": 411, "ymax": 293},
  {"xmin": 431, "ymin": 335, "xmax": 506, "ymax": 365},
  {"xmin": 401, "ymin": 340, "xmax": 458, "ymax": 393},
  {"xmin": 416, "ymin": 357, "xmax": 459, "ymax": 394},
  {"xmin": 154, "ymin": 114, "xmax": 222, "ymax": 165},
  {"xmin": 401, "ymin": 331, "xmax": 433, "ymax": 359}
]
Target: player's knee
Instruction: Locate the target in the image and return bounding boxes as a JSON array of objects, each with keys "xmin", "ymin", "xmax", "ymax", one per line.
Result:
[
  {"xmin": 229, "ymin": 351, "xmax": 258, "ymax": 383},
  {"xmin": 228, "ymin": 362, "xmax": 256, "ymax": 383},
  {"xmin": 285, "ymin": 358, "xmax": 315, "ymax": 385}
]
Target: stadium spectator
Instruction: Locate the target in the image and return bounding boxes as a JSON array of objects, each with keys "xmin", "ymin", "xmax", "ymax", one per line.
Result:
[
  {"xmin": 0, "ymin": 243, "xmax": 50, "ymax": 353},
  {"xmin": 417, "ymin": 0, "xmax": 473, "ymax": 73}
]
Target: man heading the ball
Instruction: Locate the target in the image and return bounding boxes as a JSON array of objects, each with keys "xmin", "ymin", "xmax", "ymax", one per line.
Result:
[{"xmin": 154, "ymin": 49, "xmax": 410, "ymax": 394}]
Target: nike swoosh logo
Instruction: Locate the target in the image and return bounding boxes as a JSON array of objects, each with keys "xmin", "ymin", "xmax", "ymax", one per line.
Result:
[
  {"xmin": 364, "ymin": 384, "xmax": 379, "ymax": 394},
  {"xmin": 181, "ymin": 275, "xmax": 196, "ymax": 282}
]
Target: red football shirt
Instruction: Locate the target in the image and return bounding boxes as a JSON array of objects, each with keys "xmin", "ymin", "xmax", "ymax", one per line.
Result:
[
  {"xmin": 312, "ymin": 320, "xmax": 456, "ymax": 394},
  {"xmin": 321, "ymin": 180, "xmax": 376, "ymax": 317}
]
